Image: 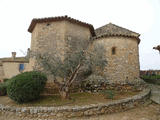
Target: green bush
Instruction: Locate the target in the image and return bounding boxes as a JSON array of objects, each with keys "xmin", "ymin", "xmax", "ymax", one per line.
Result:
[
  {"xmin": 3, "ymin": 78, "xmax": 9, "ymax": 83},
  {"xmin": 0, "ymin": 78, "xmax": 11, "ymax": 96},
  {"xmin": 101, "ymin": 90, "xmax": 115, "ymax": 99},
  {"xmin": 141, "ymin": 75, "xmax": 160, "ymax": 85},
  {"xmin": 141, "ymin": 75, "xmax": 160, "ymax": 80},
  {"xmin": 7, "ymin": 71, "xmax": 47, "ymax": 103},
  {"xmin": 0, "ymin": 83, "xmax": 7, "ymax": 96}
]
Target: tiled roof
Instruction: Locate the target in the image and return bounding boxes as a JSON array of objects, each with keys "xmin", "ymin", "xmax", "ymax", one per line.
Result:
[
  {"xmin": 0, "ymin": 57, "xmax": 29, "ymax": 64},
  {"xmin": 28, "ymin": 15, "xmax": 95, "ymax": 36},
  {"xmin": 93, "ymin": 23, "xmax": 140, "ymax": 43}
]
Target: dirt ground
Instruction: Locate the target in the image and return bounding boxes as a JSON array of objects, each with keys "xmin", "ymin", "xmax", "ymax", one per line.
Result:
[{"xmin": 0, "ymin": 103, "xmax": 160, "ymax": 120}]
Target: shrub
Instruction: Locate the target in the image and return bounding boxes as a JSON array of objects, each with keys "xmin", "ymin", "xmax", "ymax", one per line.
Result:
[
  {"xmin": 0, "ymin": 83, "xmax": 7, "ymax": 96},
  {"xmin": 7, "ymin": 71, "xmax": 47, "ymax": 103},
  {"xmin": 141, "ymin": 75, "xmax": 160, "ymax": 80},
  {"xmin": 141, "ymin": 75, "xmax": 160, "ymax": 85},
  {"xmin": 101, "ymin": 90, "xmax": 115, "ymax": 99},
  {"xmin": 3, "ymin": 78, "xmax": 9, "ymax": 83}
]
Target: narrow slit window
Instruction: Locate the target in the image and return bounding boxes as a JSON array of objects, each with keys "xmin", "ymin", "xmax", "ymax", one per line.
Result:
[{"xmin": 112, "ymin": 47, "xmax": 116, "ymax": 55}]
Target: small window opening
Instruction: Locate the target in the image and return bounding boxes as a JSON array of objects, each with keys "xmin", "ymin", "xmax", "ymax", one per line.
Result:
[
  {"xmin": 19, "ymin": 64, "xmax": 24, "ymax": 72},
  {"xmin": 112, "ymin": 47, "xmax": 116, "ymax": 55}
]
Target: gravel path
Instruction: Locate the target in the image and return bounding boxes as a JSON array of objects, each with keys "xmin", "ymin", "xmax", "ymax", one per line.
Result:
[{"xmin": 148, "ymin": 84, "xmax": 160, "ymax": 104}]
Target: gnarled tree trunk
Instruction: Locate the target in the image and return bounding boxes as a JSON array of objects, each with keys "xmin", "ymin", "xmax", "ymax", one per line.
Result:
[{"xmin": 59, "ymin": 86, "xmax": 70, "ymax": 99}]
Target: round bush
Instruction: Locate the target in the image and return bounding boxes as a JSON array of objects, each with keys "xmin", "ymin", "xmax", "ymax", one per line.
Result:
[{"xmin": 7, "ymin": 71, "xmax": 47, "ymax": 103}]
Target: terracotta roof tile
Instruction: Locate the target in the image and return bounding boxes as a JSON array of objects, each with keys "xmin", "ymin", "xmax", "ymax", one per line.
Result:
[
  {"xmin": 93, "ymin": 23, "xmax": 140, "ymax": 43},
  {"xmin": 28, "ymin": 15, "xmax": 95, "ymax": 36}
]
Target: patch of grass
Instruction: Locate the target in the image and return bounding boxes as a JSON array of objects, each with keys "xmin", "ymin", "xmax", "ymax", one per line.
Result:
[
  {"xmin": 141, "ymin": 75, "xmax": 160, "ymax": 80},
  {"xmin": 23, "ymin": 92, "xmax": 105, "ymax": 106},
  {"xmin": 141, "ymin": 75, "xmax": 160, "ymax": 85},
  {"xmin": 0, "ymin": 90, "xmax": 140, "ymax": 107},
  {"xmin": 101, "ymin": 90, "xmax": 115, "ymax": 99}
]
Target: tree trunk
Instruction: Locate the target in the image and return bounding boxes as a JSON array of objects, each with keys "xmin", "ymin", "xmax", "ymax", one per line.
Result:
[
  {"xmin": 59, "ymin": 90, "xmax": 69, "ymax": 99},
  {"xmin": 59, "ymin": 86, "xmax": 70, "ymax": 99}
]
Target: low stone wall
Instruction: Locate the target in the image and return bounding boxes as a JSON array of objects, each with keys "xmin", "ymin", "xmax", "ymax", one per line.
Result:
[{"xmin": 0, "ymin": 88, "xmax": 150, "ymax": 119}]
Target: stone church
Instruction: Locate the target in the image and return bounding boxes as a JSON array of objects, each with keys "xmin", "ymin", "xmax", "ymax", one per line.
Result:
[{"xmin": 0, "ymin": 15, "xmax": 140, "ymax": 83}]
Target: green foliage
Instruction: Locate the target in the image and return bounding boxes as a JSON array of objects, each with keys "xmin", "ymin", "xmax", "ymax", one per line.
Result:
[
  {"xmin": 0, "ymin": 82, "xmax": 7, "ymax": 96},
  {"xmin": 101, "ymin": 90, "xmax": 115, "ymax": 99},
  {"xmin": 36, "ymin": 44, "xmax": 107, "ymax": 83},
  {"xmin": 141, "ymin": 75, "xmax": 160, "ymax": 85},
  {"xmin": 35, "ymin": 41, "xmax": 107, "ymax": 99},
  {"xmin": 3, "ymin": 78, "xmax": 9, "ymax": 83},
  {"xmin": 0, "ymin": 78, "xmax": 11, "ymax": 96},
  {"xmin": 7, "ymin": 71, "xmax": 47, "ymax": 103},
  {"xmin": 141, "ymin": 75, "xmax": 160, "ymax": 80}
]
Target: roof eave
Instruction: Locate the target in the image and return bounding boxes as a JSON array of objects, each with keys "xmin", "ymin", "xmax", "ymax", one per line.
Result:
[
  {"xmin": 28, "ymin": 15, "xmax": 96, "ymax": 36},
  {"xmin": 91, "ymin": 34, "xmax": 140, "ymax": 44}
]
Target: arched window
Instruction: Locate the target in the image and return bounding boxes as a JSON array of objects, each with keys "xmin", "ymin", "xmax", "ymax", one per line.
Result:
[{"xmin": 112, "ymin": 47, "xmax": 116, "ymax": 55}]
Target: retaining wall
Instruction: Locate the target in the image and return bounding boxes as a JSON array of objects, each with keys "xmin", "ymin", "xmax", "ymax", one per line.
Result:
[{"xmin": 0, "ymin": 88, "xmax": 150, "ymax": 119}]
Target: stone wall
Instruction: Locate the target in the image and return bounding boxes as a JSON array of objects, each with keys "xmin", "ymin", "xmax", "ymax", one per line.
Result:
[
  {"xmin": 29, "ymin": 20, "xmax": 92, "ymax": 82},
  {"xmin": 28, "ymin": 20, "xmax": 67, "ymax": 73},
  {"xmin": 65, "ymin": 20, "xmax": 91, "ymax": 51},
  {"xmin": 2, "ymin": 62, "xmax": 29, "ymax": 79},
  {"xmin": 0, "ymin": 88, "xmax": 150, "ymax": 119},
  {"xmin": 92, "ymin": 36, "xmax": 140, "ymax": 83},
  {"xmin": 0, "ymin": 65, "xmax": 4, "ymax": 81}
]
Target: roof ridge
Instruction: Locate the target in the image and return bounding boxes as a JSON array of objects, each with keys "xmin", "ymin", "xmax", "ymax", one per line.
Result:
[
  {"xmin": 95, "ymin": 22, "xmax": 140, "ymax": 38},
  {"xmin": 96, "ymin": 23, "xmax": 140, "ymax": 36},
  {"xmin": 108, "ymin": 23, "xmax": 140, "ymax": 36},
  {"xmin": 28, "ymin": 15, "xmax": 95, "ymax": 36}
]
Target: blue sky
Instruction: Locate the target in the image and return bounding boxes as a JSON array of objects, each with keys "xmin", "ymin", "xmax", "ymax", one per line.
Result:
[{"xmin": 0, "ymin": 0, "xmax": 159, "ymax": 70}]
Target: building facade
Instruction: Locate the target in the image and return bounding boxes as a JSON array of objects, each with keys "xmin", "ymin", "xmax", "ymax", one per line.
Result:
[{"xmin": 0, "ymin": 15, "xmax": 141, "ymax": 83}]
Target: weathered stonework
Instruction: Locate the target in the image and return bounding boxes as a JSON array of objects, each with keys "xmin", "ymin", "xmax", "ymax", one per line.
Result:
[
  {"xmin": 28, "ymin": 19, "xmax": 92, "ymax": 82},
  {"xmin": 0, "ymin": 57, "xmax": 29, "ymax": 80},
  {"xmin": 2, "ymin": 62, "xmax": 29, "ymax": 79},
  {"xmin": 0, "ymin": 15, "xmax": 141, "ymax": 84},
  {"xmin": 0, "ymin": 88, "xmax": 150, "ymax": 119},
  {"xmin": 92, "ymin": 36, "xmax": 140, "ymax": 83}
]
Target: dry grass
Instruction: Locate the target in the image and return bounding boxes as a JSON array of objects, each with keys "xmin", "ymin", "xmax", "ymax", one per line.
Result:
[{"xmin": 0, "ymin": 90, "xmax": 139, "ymax": 107}]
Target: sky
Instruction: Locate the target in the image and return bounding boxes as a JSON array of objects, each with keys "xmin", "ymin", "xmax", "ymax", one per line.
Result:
[{"xmin": 0, "ymin": 0, "xmax": 159, "ymax": 70}]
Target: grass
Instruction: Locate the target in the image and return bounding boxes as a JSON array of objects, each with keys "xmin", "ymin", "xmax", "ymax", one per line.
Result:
[
  {"xmin": 0, "ymin": 90, "xmax": 140, "ymax": 107},
  {"xmin": 141, "ymin": 75, "xmax": 160, "ymax": 80},
  {"xmin": 141, "ymin": 75, "xmax": 160, "ymax": 85}
]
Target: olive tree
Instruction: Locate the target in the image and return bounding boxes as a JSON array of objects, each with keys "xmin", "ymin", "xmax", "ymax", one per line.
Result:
[{"xmin": 35, "ymin": 43, "xmax": 107, "ymax": 99}]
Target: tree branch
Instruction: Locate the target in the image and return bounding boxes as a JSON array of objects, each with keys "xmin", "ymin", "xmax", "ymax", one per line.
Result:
[{"xmin": 66, "ymin": 63, "xmax": 81, "ymax": 86}]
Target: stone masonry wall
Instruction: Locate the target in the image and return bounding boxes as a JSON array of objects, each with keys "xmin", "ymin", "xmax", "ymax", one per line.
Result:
[
  {"xmin": 2, "ymin": 62, "xmax": 29, "ymax": 79},
  {"xmin": 28, "ymin": 21, "xmax": 67, "ymax": 75},
  {"xmin": 0, "ymin": 88, "xmax": 150, "ymax": 119},
  {"xmin": 28, "ymin": 20, "xmax": 92, "ymax": 82},
  {"xmin": 92, "ymin": 36, "xmax": 140, "ymax": 83},
  {"xmin": 65, "ymin": 21, "xmax": 91, "ymax": 52}
]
